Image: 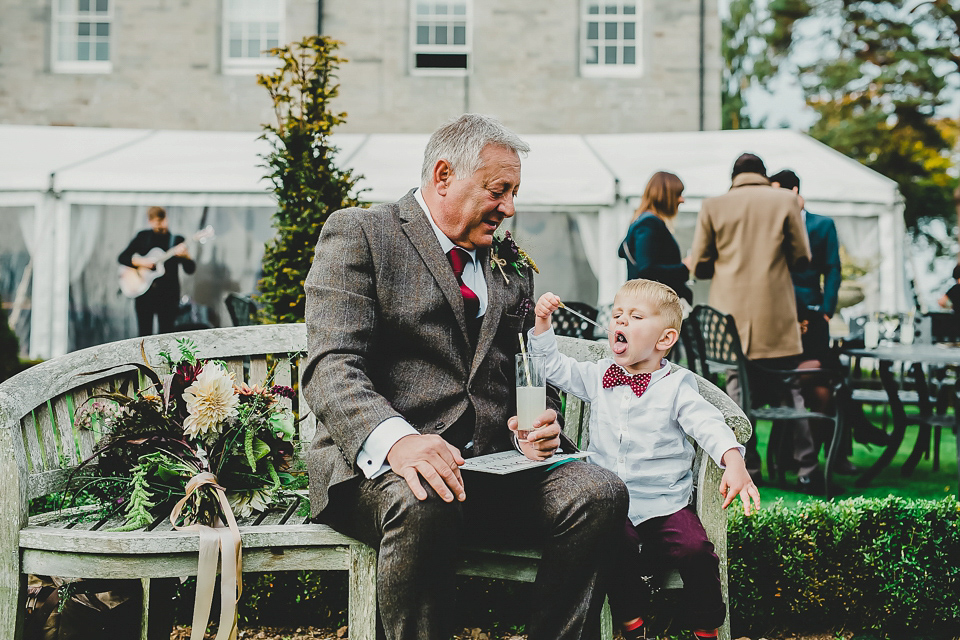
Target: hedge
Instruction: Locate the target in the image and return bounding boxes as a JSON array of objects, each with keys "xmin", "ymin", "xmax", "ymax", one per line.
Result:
[{"xmin": 729, "ymin": 495, "xmax": 960, "ymax": 638}]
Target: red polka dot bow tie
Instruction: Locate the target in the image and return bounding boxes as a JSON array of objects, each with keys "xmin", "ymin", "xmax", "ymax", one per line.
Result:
[{"xmin": 602, "ymin": 365, "xmax": 652, "ymax": 398}]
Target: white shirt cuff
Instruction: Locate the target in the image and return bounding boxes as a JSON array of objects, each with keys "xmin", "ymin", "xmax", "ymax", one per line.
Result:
[{"xmin": 357, "ymin": 416, "xmax": 419, "ymax": 479}]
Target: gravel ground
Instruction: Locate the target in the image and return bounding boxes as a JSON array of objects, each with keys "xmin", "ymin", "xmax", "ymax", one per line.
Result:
[{"xmin": 172, "ymin": 626, "xmax": 849, "ymax": 640}]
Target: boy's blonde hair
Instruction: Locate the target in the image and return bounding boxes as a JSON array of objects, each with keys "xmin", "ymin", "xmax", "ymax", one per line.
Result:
[{"xmin": 614, "ymin": 279, "xmax": 683, "ymax": 332}]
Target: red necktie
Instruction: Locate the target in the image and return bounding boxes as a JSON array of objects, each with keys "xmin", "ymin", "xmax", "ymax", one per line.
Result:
[
  {"xmin": 447, "ymin": 247, "xmax": 480, "ymax": 318},
  {"xmin": 602, "ymin": 364, "xmax": 652, "ymax": 398}
]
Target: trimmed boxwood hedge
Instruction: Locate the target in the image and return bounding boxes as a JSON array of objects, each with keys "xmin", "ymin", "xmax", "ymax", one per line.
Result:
[{"xmin": 729, "ymin": 495, "xmax": 960, "ymax": 638}]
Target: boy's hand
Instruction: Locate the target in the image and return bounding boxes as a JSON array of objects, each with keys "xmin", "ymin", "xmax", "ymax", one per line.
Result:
[
  {"xmin": 534, "ymin": 292, "xmax": 562, "ymax": 336},
  {"xmin": 719, "ymin": 448, "xmax": 761, "ymax": 515}
]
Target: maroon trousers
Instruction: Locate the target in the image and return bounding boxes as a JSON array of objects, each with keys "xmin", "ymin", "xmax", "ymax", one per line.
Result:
[{"xmin": 606, "ymin": 505, "xmax": 726, "ymax": 631}]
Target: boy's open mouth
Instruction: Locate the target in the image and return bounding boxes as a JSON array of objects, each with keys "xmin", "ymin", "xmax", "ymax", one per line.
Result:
[{"xmin": 612, "ymin": 330, "xmax": 628, "ymax": 354}]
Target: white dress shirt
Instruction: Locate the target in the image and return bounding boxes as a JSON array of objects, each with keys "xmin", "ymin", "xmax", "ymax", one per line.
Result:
[
  {"xmin": 529, "ymin": 327, "xmax": 744, "ymax": 525},
  {"xmin": 355, "ymin": 188, "xmax": 489, "ymax": 479}
]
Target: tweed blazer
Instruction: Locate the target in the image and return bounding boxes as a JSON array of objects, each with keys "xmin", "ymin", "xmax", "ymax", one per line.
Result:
[
  {"xmin": 689, "ymin": 173, "xmax": 811, "ymax": 360},
  {"xmin": 302, "ymin": 190, "xmax": 549, "ymax": 518}
]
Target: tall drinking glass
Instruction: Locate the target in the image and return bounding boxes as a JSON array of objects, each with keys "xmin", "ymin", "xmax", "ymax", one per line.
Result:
[{"xmin": 516, "ymin": 354, "xmax": 546, "ymax": 435}]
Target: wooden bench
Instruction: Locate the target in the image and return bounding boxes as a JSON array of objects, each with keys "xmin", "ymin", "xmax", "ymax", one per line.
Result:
[{"xmin": 0, "ymin": 324, "xmax": 750, "ymax": 640}]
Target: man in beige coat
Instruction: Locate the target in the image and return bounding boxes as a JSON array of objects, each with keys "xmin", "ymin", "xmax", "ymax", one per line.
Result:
[{"xmin": 687, "ymin": 152, "xmax": 811, "ymax": 482}]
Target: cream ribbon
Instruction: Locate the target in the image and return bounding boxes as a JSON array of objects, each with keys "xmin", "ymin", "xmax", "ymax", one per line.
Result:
[
  {"xmin": 170, "ymin": 472, "xmax": 243, "ymax": 640},
  {"xmin": 491, "ymin": 256, "xmax": 511, "ymax": 284}
]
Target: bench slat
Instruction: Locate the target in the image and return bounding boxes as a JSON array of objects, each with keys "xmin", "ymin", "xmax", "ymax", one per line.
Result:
[
  {"xmin": 35, "ymin": 403, "xmax": 59, "ymax": 472},
  {"xmin": 20, "ymin": 523, "xmax": 358, "ymax": 554},
  {"xmin": 274, "ymin": 356, "xmax": 293, "ymax": 411},
  {"xmin": 21, "ymin": 412, "xmax": 42, "ymax": 475},
  {"xmin": 249, "ymin": 357, "xmax": 269, "ymax": 388},
  {"xmin": 52, "ymin": 396, "xmax": 79, "ymax": 468},
  {"xmin": 71, "ymin": 388, "xmax": 98, "ymax": 461},
  {"xmin": 22, "ymin": 546, "xmax": 352, "ymax": 579}
]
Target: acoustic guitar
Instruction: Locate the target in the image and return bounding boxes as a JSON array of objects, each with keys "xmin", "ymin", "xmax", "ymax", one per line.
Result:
[{"xmin": 118, "ymin": 226, "xmax": 214, "ymax": 298}]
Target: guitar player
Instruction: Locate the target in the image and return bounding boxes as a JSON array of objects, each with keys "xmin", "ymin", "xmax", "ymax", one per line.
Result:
[{"xmin": 117, "ymin": 206, "xmax": 196, "ymax": 336}]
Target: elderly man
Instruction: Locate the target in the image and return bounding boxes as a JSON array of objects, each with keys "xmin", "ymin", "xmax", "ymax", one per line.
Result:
[
  {"xmin": 687, "ymin": 153, "xmax": 811, "ymax": 484},
  {"xmin": 302, "ymin": 114, "xmax": 627, "ymax": 640}
]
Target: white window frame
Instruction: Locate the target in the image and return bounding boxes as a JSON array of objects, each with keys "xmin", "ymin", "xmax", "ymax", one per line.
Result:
[
  {"xmin": 409, "ymin": 0, "xmax": 471, "ymax": 76},
  {"xmin": 50, "ymin": 0, "xmax": 114, "ymax": 74},
  {"xmin": 580, "ymin": 1, "xmax": 642, "ymax": 78},
  {"xmin": 221, "ymin": 0, "xmax": 285, "ymax": 75}
]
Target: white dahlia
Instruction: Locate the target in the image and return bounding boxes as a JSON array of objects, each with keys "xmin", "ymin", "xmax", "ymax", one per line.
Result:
[{"xmin": 182, "ymin": 366, "xmax": 239, "ymax": 437}]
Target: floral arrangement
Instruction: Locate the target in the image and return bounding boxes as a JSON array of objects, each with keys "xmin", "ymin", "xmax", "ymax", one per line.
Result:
[
  {"xmin": 68, "ymin": 338, "xmax": 297, "ymax": 531},
  {"xmin": 491, "ymin": 231, "xmax": 539, "ymax": 284}
]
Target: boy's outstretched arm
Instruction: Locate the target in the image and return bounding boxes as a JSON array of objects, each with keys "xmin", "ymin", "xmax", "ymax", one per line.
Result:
[
  {"xmin": 719, "ymin": 448, "xmax": 761, "ymax": 515},
  {"xmin": 534, "ymin": 292, "xmax": 562, "ymax": 335}
]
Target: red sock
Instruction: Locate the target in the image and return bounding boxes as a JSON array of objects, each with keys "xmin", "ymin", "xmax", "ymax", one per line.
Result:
[
  {"xmin": 693, "ymin": 630, "xmax": 718, "ymax": 639},
  {"xmin": 623, "ymin": 617, "xmax": 645, "ymax": 632}
]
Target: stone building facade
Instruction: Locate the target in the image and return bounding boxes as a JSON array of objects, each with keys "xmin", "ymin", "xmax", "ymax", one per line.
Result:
[{"xmin": 0, "ymin": 0, "xmax": 720, "ymax": 133}]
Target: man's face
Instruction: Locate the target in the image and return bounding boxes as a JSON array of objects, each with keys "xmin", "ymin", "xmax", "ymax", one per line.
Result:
[
  {"xmin": 149, "ymin": 216, "xmax": 169, "ymax": 234},
  {"xmin": 433, "ymin": 144, "xmax": 521, "ymax": 250}
]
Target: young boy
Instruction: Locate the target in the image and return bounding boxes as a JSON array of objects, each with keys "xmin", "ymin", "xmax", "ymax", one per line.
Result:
[{"xmin": 526, "ymin": 279, "xmax": 760, "ymax": 639}]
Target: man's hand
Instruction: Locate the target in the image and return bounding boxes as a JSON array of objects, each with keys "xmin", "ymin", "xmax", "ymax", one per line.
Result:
[
  {"xmin": 719, "ymin": 448, "xmax": 761, "ymax": 515},
  {"xmin": 508, "ymin": 408, "xmax": 561, "ymax": 461},
  {"xmin": 386, "ymin": 434, "xmax": 466, "ymax": 502},
  {"xmin": 173, "ymin": 244, "xmax": 191, "ymax": 259},
  {"xmin": 132, "ymin": 256, "xmax": 156, "ymax": 270}
]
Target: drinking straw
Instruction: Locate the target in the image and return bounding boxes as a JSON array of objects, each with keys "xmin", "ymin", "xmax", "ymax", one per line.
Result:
[
  {"xmin": 558, "ymin": 301, "xmax": 609, "ymax": 334},
  {"xmin": 518, "ymin": 333, "xmax": 533, "ymax": 386}
]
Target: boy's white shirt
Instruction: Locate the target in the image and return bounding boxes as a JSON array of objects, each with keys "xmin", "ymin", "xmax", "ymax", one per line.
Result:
[{"xmin": 528, "ymin": 326, "xmax": 744, "ymax": 525}]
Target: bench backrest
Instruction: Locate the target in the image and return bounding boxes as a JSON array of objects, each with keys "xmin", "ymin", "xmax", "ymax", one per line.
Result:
[{"xmin": 0, "ymin": 326, "xmax": 749, "ymax": 527}]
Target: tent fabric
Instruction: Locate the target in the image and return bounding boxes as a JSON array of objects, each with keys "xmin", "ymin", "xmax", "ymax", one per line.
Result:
[{"xmin": 0, "ymin": 124, "xmax": 904, "ymax": 358}]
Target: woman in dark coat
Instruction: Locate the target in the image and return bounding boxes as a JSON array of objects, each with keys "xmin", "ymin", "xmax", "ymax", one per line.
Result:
[{"xmin": 618, "ymin": 171, "xmax": 693, "ymax": 304}]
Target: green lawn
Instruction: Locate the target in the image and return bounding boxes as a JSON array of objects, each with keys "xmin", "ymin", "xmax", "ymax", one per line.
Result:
[{"xmin": 752, "ymin": 404, "xmax": 958, "ymax": 505}]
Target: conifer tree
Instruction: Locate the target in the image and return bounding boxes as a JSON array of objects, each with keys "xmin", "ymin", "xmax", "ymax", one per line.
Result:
[{"xmin": 256, "ymin": 36, "xmax": 363, "ymax": 324}]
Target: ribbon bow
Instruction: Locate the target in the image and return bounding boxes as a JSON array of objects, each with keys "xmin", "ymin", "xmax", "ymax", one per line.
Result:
[
  {"xmin": 602, "ymin": 364, "xmax": 652, "ymax": 398},
  {"xmin": 170, "ymin": 472, "xmax": 243, "ymax": 640}
]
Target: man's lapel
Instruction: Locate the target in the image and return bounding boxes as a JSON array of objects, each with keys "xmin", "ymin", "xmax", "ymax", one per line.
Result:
[
  {"xmin": 471, "ymin": 248, "xmax": 503, "ymax": 376},
  {"xmin": 397, "ymin": 190, "xmax": 471, "ymax": 339}
]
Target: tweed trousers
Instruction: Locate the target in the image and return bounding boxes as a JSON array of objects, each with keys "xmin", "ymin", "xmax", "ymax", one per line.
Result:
[{"xmin": 323, "ymin": 460, "xmax": 628, "ymax": 640}]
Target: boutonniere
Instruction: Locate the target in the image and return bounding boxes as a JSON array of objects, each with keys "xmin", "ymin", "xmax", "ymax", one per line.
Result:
[{"xmin": 490, "ymin": 231, "xmax": 539, "ymax": 284}]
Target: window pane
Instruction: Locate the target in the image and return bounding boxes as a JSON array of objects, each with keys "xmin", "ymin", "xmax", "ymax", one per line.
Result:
[
  {"xmin": 230, "ymin": 38, "xmax": 243, "ymax": 58},
  {"xmin": 623, "ymin": 46, "xmax": 635, "ymax": 64},
  {"xmin": 604, "ymin": 5, "xmax": 617, "ymax": 14},
  {"xmin": 58, "ymin": 38, "xmax": 72, "ymax": 61},
  {"xmin": 230, "ymin": 23, "xmax": 242, "ymax": 41},
  {"xmin": 78, "ymin": 22, "xmax": 91, "ymax": 36},
  {"xmin": 95, "ymin": 41, "xmax": 109, "ymax": 60},
  {"xmin": 605, "ymin": 45, "xmax": 617, "ymax": 64},
  {"xmin": 417, "ymin": 25, "xmax": 430, "ymax": 44},
  {"xmin": 248, "ymin": 22, "xmax": 260, "ymax": 40},
  {"xmin": 95, "ymin": 0, "xmax": 108, "ymax": 13},
  {"xmin": 266, "ymin": 38, "xmax": 278, "ymax": 49},
  {"xmin": 246, "ymin": 38, "xmax": 260, "ymax": 56},
  {"xmin": 605, "ymin": 22, "xmax": 617, "ymax": 39},
  {"xmin": 435, "ymin": 3, "xmax": 447, "ymax": 15},
  {"xmin": 435, "ymin": 24, "xmax": 447, "ymax": 45},
  {"xmin": 587, "ymin": 4, "xmax": 600, "ymax": 14},
  {"xmin": 453, "ymin": 24, "xmax": 466, "ymax": 45},
  {"xmin": 453, "ymin": 3, "xmax": 466, "ymax": 15},
  {"xmin": 78, "ymin": 41, "xmax": 91, "ymax": 60},
  {"xmin": 587, "ymin": 21, "xmax": 598, "ymax": 40},
  {"xmin": 623, "ymin": 21, "xmax": 635, "ymax": 40},
  {"xmin": 585, "ymin": 45, "xmax": 598, "ymax": 64},
  {"xmin": 623, "ymin": 4, "xmax": 636, "ymax": 14},
  {"xmin": 265, "ymin": 23, "xmax": 279, "ymax": 39},
  {"xmin": 95, "ymin": 22, "xmax": 109, "ymax": 36},
  {"xmin": 416, "ymin": 2, "xmax": 429, "ymax": 15},
  {"xmin": 79, "ymin": 0, "xmax": 90, "ymax": 12}
]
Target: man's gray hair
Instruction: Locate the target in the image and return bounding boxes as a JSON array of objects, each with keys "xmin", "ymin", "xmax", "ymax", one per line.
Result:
[{"xmin": 421, "ymin": 113, "xmax": 530, "ymax": 186}]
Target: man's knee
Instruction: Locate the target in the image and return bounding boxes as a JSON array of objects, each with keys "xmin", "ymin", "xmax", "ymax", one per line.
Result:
[
  {"xmin": 382, "ymin": 483, "xmax": 465, "ymax": 538},
  {"xmin": 676, "ymin": 537, "xmax": 718, "ymax": 568},
  {"xmin": 552, "ymin": 462, "xmax": 629, "ymax": 527}
]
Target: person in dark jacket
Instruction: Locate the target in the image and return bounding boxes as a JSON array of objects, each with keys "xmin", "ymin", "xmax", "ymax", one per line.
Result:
[
  {"xmin": 770, "ymin": 169, "xmax": 859, "ymax": 488},
  {"xmin": 118, "ymin": 206, "xmax": 196, "ymax": 336},
  {"xmin": 618, "ymin": 171, "xmax": 693, "ymax": 304}
]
